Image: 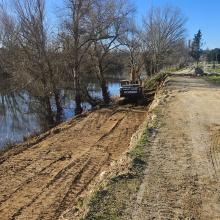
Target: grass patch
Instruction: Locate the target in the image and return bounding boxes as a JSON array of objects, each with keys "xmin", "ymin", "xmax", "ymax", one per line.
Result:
[
  {"xmin": 84, "ymin": 129, "xmax": 150, "ymax": 220},
  {"xmin": 150, "ymin": 107, "xmax": 163, "ymax": 128},
  {"xmin": 207, "ymin": 67, "xmax": 220, "ymax": 74},
  {"xmin": 85, "ymin": 177, "xmax": 141, "ymax": 220},
  {"xmin": 129, "ymin": 130, "xmax": 148, "ymax": 160},
  {"xmin": 205, "ymin": 75, "xmax": 220, "ymax": 85},
  {"xmin": 144, "ymin": 72, "xmax": 168, "ymax": 91},
  {"xmin": 164, "ymin": 65, "xmax": 187, "ymax": 73}
]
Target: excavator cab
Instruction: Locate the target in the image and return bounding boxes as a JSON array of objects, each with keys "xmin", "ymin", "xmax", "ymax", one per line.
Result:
[{"xmin": 119, "ymin": 80, "xmax": 143, "ymax": 98}]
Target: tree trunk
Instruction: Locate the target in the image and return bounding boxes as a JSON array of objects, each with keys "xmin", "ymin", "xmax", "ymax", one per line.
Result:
[
  {"xmin": 97, "ymin": 64, "xmax": 110, "ymax": 104},
  {"xmin": 43, "ymin": 96, "xmax": 54, "ymax": 128},
  {"xmin": 131, "ymin": 67, "xmax": 136, "ymax": 81},
  {"xmin": 54, "ymin": 90, "xmax": 63, "ymax": 123},
  {"xmin": 100, "ymin": 79, "xmax": 110, "ymax": 104},
  {"xmin": 75, "ymin": 91, "xmax": 83, "ymax": 115},
  {"xmin": 74, "ymin": 77, "xmax": 83, "ymax": 115}
]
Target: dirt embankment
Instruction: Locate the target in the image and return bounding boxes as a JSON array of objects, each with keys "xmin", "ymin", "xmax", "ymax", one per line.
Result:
[
  {"xmin": 84, "ymin": 73, "xmax": 220, "ymax": 220},
  {"xmin": 6, "ymin": 71, "xmax": 219, "ymax": 220},
  {"xmin": 0, "ymin": 106, "xmax": 148, "ymax": 220}
]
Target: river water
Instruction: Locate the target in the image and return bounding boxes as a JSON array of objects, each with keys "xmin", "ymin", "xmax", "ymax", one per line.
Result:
[{"xmin": 0, "ymin": 82, "xmax": 120, "ymax": 148}]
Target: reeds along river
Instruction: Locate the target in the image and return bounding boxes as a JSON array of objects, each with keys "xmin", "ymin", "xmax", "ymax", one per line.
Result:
[{"xmin": 0, "ymin": 82, "xmax": 120, "ymax": 148}]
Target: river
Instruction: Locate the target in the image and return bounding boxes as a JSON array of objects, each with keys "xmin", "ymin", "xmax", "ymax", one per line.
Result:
[{"xmin": 0, "ymin": 82, "xmax": 120, "ymax": 148}]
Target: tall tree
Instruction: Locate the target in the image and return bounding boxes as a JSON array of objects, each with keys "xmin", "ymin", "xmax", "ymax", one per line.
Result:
[
  {"xmin": 89, "ymin": 0, "xmax": 133, "ymax": 104},
  {"xmin": 14, "ymin": 0, "xmax": 62, "ymax": 126},
  {"xmin": 190, "ymin": 30, "xmax": 202, "ymax": 66},
  {"xmin": 143, "ymin": 6, "xmax": 186, "ymax": 75},
  {"xmin": 61, "ymin": 0, "xmax": 96, "ymax": 115},
  {"xmin": 120, "ymin": 20, "xmax": 145, "ymax": 81},
  {"xmin": 0, "ymin": 1, "xmax": 19, "ymax": 81},
  {"xmin": 205, "ymin": 48, "xmax": 220, "ymax": 64}
]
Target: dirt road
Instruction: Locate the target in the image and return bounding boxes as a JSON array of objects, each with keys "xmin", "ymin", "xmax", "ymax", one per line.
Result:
[
  {"xmin": 133, "ymin": 75, "xmax": 220, "ymax": 219},
  {"xmin": 0, "ymin": 107, "xmax": 147, "ymax": 220}
]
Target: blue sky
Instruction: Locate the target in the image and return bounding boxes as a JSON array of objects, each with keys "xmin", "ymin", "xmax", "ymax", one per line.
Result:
[
  {"xmin": 46, "ymin": 0, "xmax": 220, "ymax": 49},
  {"xmin": 135, "ymin": 0, "xmax": 220, "ymax": 49}
]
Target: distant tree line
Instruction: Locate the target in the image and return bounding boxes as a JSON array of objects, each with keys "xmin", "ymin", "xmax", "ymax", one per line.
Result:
[
  {"xmin": 205, "ymin": 48, "xmax": 220, "ymax": 64},
  {"xmin": 0, "ymin": 0, "xmax": 188, "ymax": 127},
  {"xmin": 189, "ymin": 30, "xmax": 220, "ymax": 66}
]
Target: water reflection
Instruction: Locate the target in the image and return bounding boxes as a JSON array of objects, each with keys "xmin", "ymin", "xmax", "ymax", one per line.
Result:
[
  {"xmin": 0, "ymin": 82, "xmax": 120, "ymax": 148},
  {"xmin": 0, "ymin": 92, "xmax": 41, "ymax": 147}
]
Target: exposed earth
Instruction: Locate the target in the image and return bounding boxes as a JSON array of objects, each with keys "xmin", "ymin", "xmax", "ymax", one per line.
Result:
[
  {"xmin": 2, "ymin": 72, "xmax": 220, "ymax": 220},
  {"xmin": 0, "ymin": 107, "xmax": 147, "ymax": 220}
]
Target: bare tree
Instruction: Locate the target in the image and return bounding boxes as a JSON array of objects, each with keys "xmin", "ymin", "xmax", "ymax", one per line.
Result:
[
  {"xmin": 120, "ymin": 20, "xmax": 145, "ymax": 81},
  {"xmin": 14, "ymin": 0, "xmax": 63, "ymax": 126},
  {"xmin": 143, "ymin": 6, "xmax": 186, "ymax": 75},
  {"xmin": 61, "ymin": 0, "xmax": 96, "ymax": 115},
  {"xmin": 0, "ymin": 1, "xmax": 188, "ymax": 127},
  {"xmin": 88, "ymin": 0, "xmax": 133, "ymax": 104},
  {"xmin": 0, "ymin": 1, "xmax": 19, "ymax": 80}
]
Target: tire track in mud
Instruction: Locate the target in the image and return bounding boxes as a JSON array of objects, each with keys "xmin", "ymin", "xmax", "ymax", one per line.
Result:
[
  {"xmin": 0, "ymin": 111, "xmax": 123, "ymax": 207},
  {"xmin": 19, "ymin": 113, "xmax": 128, "ymax": 220},
  {"xmin": 12, "ymin": 154, "xmax": 93, "ymax": 220},
  {"xmin": 0, "ymin": 155, "xmax": 70, "ymax": 205},
  {"xmin": 51, "ymin": 150, "xmax": 110, "ymax": 220},
  {"xmin": 0, "ymin": 116, "xmax": 86, "ymax": 166},
  {"xmin": 0, "ymin": 107, "xmax": 147, "ymax": 220}
]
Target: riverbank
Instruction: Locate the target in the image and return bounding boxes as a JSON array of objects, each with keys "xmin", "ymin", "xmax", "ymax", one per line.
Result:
[
  {"xmin": 85, "ymin": 72, "xmax": 220, "ymax": 219},
  {"xmin": 0, "ymin": 105, "xmax": 149, "ymax": 219},
  {"xmin": 83, "ymin": 80, "xmax": 164, "ymax": 220},
  {"xmin": 0, "ymin": 72, "xmax": 167, "ymax": 219},
  {"xmin": 0, "ymin": 82, "xmax": 121, "ymax": 149}
]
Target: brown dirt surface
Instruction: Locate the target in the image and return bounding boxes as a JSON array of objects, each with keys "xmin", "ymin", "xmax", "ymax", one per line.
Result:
[
  {"xmin": 0, "ymin": 107, "xmax": 147, "ymax": 220},
  {"xmin": 132, "ymin": 74, "xmax": 220, "ymax": 219}
]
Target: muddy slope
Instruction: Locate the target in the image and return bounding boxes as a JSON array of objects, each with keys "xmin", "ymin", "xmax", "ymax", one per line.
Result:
[{"xmin": 0, "ymin": 107, "xmax": 147, "ymax": 220}]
